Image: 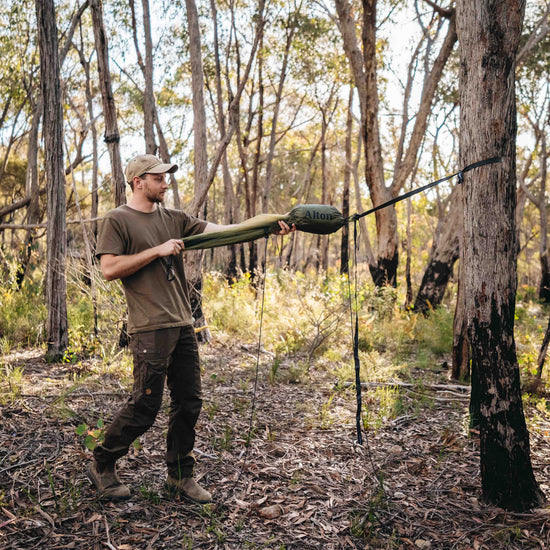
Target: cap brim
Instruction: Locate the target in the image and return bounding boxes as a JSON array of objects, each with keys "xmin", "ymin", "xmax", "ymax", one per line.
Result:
[{"xmin": 146, "ymin": 163, "xmax": 178, "ymax": 174}]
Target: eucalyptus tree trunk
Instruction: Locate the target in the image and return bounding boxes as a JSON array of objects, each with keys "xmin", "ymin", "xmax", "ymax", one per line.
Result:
[
  {"xmin": 129, "ymin": 0, "xmax": 157, "ymax": 155},
  {"xmin": 140, "ymin": 0, "xmax": 156, "ymax": 154},
  {"xmin": 184, "ymin": 0, "xmax": 210, "ymax": 337},
  {"xmin": 211, "ymin": 0, "xmax": 237, "ymax": 279},
  {"xmin": 537, "ymin": 132, "xmax": 550, "ymax": 302},
  {"xmin": 457, "ymin": 0, "xmax": 544, "ymax": 511},
  {"xmin": 334, "ymin": 0, "xmax": 456, "ymax": 286},
  {"xmin": 90, "ymin": 0, "xmax": 126, "ymax": 207},
  {"xmin": 414, "ymin": 186, "xmax": 462, "ymax": 313},
  {"xmin": 36, "ymin": 0, "xmax": 68, "ymax": 360},
  {"xmin": 75, "ymin": 36, "xmax": 99, "ymax": 239},
  {"xmin": 16, "ymin": 94, "xmax": 42, "ymax": 288}
]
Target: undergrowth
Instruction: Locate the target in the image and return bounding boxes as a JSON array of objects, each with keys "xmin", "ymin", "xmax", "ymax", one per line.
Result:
[{"xmin": 0, "ymin": 262, "xmax": 549, "ymax": 412}]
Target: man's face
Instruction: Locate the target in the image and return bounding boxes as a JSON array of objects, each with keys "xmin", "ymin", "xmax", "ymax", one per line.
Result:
[{"xmin": 139, "ymin": 173, "xmax": 169, "ymax": 203}]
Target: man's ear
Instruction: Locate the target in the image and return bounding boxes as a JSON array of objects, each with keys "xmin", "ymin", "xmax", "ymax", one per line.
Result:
[{"xmin": 133, "ymin": 176, "xmax": 143, "ymax": 189}]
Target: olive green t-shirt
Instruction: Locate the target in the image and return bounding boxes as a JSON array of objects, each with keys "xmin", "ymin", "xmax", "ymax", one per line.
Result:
[{"xmin": 96, "ymin": 205, "xmax": 207, "ymax": 334}]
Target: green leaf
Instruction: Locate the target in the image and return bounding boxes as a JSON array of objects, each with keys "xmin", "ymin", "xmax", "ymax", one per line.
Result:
[
  {"xmin": 75, "ymin": 423, "xmax": 88, "ymax": 436},
  {"xmin": 84, "ymin": 435, "xmax": 96, "ymax": 451}
]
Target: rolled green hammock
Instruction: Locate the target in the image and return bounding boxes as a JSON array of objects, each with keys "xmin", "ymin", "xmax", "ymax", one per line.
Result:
[{"xmin": 182, "ymin": 204, "xmax": 346, "ymax": 250}]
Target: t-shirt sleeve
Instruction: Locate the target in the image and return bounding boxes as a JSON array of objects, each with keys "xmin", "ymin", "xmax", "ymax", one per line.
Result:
[
  {"xmin": 181, "ymin": 212, "xmax": 208, "ymax": 238},
  {"xmin": 96, "ymin": 215, "xmax": 127, "ymax": 258}
]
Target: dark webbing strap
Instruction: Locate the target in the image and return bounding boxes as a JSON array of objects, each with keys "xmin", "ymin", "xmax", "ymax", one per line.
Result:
[
  {"xmin": 352, "ymin": 218, "xmax": 363, "ymax": 445},
  {"xmin": 351, "ymin": 157, "xmax": 502, "ymax": 221}
]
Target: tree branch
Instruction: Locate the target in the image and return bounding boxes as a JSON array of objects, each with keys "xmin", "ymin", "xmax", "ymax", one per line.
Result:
[{"xmin": 422, "ymin": 0, "xmax": 453, "ymax": 19}]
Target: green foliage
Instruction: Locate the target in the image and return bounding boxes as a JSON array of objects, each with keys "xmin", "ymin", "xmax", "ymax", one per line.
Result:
[
  {"xmin": 203, "ymin": 269, "xmax": 351, "ymax": 362},
  {"xmin": 213, "ymin": 424, "xmax": 233, "ymax": 453},
  {"xmin": 413, "ymin": 306, "xmax": 454, "ymax": 359},
  {"xmin": 0, "ymin": 272, "xmax": 46, "ymax": 345},
  {"xmin": 363, "ymin": 386, "xmax": 406, "ymax": 430},
  {"xmin": 0, "ymin": 362, "xmax": 23, "ymax": 405},
  {"xmin": 75, "ymin": 418, "xmax": 105, "ymax": 451}
]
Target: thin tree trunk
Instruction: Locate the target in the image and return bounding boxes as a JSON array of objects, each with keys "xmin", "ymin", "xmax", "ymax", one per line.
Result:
[
  {"xmin": 90, "ymin": 0, "xmax": 126, "ymax": 207},
  {"xmin": 211, "ymin": 0, "xmax": 237, "ymax": 279},
  {"xmin": 129, "ymin": 0, "xmax": 158, "ymax": 155},
  {"xmin": 261, "ymin": 9, "xmax": 298, "ymax": 214},
  {"xmin": 141, "ymin": 0, "xmax": 156, "ymax": 154},
  {"xmin": 36, "ymin": 0, "xmax": 69, "ymax": 360},
  {"xmin": 81, "ymin": 47, "xmax": 99, "ymax": 240},
  {"xmin": 414, "ymin": 186, "xmax": 462, "ymax": 312},
  {"xmin": 184, "ymin": 0, "xmax": 210, "ymax": 338},
  {"xmin": 248, "ymin": 46, "xmax": 264, "ymax": 275},
  {"xmin": 16, "ymin": 94, "xmax": 42, "ymax": 288},
  {"xmin": 538, "ymin": 131, "xmax": 549, "ymax": 301},
  {"xmin": 457, "ymin": 0, "xmax": 544, "ymax": 511},
  {"xmin": 340, "ymin": 86, "xmax": 353, "ymax": 275}
]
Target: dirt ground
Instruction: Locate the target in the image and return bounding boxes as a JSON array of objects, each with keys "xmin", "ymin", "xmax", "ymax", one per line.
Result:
[{"xmin": 1, "ymin": 343, "xmax": 549, "ymax": 549}]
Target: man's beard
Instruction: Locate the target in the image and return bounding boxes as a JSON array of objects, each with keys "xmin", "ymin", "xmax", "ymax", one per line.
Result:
[{"xmin": 144, "ymin": 185, "xmax": 165, "ymax": 204}]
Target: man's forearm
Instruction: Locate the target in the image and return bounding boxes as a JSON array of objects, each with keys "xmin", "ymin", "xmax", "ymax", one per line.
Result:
[
  {"xmin": 101, "ymin": 248, "xmax": 161, "ymax": 281},
  {"xmin": 101, "ymin": 239, "xmax": 185, "ymax": 281}
]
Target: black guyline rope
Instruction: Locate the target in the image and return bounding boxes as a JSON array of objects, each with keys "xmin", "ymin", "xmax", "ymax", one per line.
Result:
[
  {"xmin": 233, "ymin": 236, "xmax": 269, "ymax": 491},
  {"xmin": 349, "ymin": 217, "xmax": 387, "ymax": 501}
]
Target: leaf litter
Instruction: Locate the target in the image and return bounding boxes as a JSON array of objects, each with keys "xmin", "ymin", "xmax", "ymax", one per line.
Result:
[{"xmin": 0, "ymin": 343, "xmax": 549, "ymax": 549}]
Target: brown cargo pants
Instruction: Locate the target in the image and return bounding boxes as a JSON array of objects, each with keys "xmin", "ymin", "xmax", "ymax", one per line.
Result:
[{"xmin": 93, "ymin": 325, "xmax": 202, "ymax": 479}]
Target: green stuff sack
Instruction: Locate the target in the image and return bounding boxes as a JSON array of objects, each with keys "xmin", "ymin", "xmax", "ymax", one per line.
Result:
[
  {"xmin": 286, "ymin": 204, "xmax": 345, "ymax": 235},
  {"xmin": 181, "ymin": 205, "xmax": 346, "ymax": 250}
]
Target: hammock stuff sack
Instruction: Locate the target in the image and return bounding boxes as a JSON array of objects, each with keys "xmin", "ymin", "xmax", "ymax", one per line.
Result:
[{"xmin": 181, "ymin": 204, "xmax": 346, "ymax": 250}]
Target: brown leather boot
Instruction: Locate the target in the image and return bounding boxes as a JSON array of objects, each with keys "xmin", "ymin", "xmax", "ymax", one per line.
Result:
[
  {"xmin": 87, "ymin": 461, "xmax": 131, "ymax": 500},
  {"xmin": 165, "ymin": 475, "xmax": 212, "ymax": 504}
]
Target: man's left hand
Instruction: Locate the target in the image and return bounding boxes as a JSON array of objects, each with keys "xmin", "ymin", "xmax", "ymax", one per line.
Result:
[{"xmin": 275, "ymin": 221, "xmax": 296, "ymax": 236}]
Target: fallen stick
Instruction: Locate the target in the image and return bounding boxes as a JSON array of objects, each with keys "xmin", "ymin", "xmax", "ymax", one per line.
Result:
[{"xmin": 340, "ymin": 380, "xmax": 470, "ymax": 392}]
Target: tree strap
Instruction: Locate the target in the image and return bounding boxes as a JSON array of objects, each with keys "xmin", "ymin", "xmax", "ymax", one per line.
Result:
[{"xmin": 351, "ymin": 157, "xmax": 502, "ymax": 222}]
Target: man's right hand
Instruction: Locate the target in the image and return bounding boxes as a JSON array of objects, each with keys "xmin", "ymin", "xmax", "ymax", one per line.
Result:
[{"xmin": 156, "ymin": 239, "xmax": 185, "ymax": 258}]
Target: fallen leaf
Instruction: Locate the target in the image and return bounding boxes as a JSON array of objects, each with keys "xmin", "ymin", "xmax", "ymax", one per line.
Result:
[{"xmin": 258, "ymin": 504, "xmax": 284, "ymax": 519}]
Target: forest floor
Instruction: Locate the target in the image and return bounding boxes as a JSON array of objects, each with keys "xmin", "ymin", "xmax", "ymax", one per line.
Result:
[{"xmin": 1, "ymin": 342, "xmax": 550, "ymax": 550}]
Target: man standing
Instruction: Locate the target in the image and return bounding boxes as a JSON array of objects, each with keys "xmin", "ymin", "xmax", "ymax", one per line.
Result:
[{"xmin": 88, "ymin": 154, "xmax": 292, "ymax": 502}]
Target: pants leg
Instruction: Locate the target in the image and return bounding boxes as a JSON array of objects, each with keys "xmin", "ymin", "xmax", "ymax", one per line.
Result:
[
  {"xmin": 165, "ymin": 325, "xmax": 202, "ymax": 479},
  {"xmin": 93, "ymin": 328, "xmax": 179, "ymax": 466}
]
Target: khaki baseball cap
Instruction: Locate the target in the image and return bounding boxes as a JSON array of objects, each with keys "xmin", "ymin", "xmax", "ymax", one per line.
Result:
[{"xmin": 125, "ymin": 154, "xmax": 178, "ymax": 183}]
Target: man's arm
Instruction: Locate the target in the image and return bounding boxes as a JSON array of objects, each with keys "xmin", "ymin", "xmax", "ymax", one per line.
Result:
[{"xmin": 100, "ymin": 239, "xmax": 184, "ymax": 281}]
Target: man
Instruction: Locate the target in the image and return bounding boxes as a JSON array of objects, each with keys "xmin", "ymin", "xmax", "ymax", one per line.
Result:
[{"xmin": 87, "ymin": 154, "xmax": 293, "ymax": 502}]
